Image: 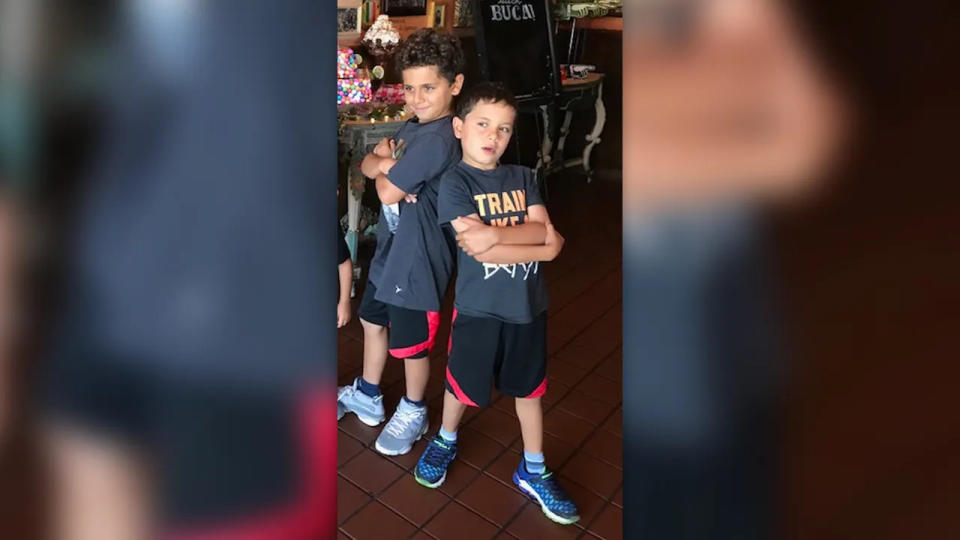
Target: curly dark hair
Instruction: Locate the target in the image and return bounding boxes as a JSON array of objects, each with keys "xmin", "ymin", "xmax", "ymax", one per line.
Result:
[
  {"xmin": 455, "ymin": 82, "xmax": 518, "ymax": 120},
  {"xmin": 394, "ymin": 28, "xmax": 466, "ymax": 83}
]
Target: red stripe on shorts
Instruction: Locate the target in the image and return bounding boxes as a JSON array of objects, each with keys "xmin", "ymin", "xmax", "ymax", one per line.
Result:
[
  {"xmin": 445, "ymin": 366, "xmax": 479, "ymax": 407},
  {"xmin": 524, "ymin": 378, "xmax": 549, "ymax": 399},
  {"xmin": 389, "ymin": 311, "xmax": 440, "ymax": 358}
]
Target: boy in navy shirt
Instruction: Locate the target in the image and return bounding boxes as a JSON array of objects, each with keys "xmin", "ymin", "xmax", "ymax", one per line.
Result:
[
  {"xmin": 413, "ymin": 83, "xmax": 579, "ymax": 525},
  {"xmin": 337, "ymin": 29, "xmax": 464, "ymax": 456}
]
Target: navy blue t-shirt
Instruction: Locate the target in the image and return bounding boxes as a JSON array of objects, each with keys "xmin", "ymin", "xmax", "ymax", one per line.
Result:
[
  {"xmin": 437, "ymin": 162, "xmax": 548, "ymax": 324},
  {"xmin": 369, "ymin": 116, "xmax": 460, "ymax": 312},
  {"xmin": 337, "ymin": 221, "xmax": 350, "ymax": 265}
]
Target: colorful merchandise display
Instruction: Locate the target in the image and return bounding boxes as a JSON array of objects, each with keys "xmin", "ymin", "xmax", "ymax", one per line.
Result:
[
  {"xmin": 338, "ymin": 76, "xmax": 372, "ymax": 105},
  {"xmin": 372, "ymin": 83, "xmax": 405, "ymax": 104},
  {"xmin": 338, "ymin": 48, "xmax": 359, "ymax": 79},
  {"xmin": 338, "ymin": 48, "xmax": 371, "ymax": 105}
]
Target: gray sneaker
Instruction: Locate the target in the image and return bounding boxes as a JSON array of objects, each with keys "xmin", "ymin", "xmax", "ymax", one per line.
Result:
[
  {"xmin": 374, "ymin": 399, "xmax": 428, "ymax": 456},
  {"xmin": 337, "ymin": 378, "xmax": 385, "ymax": 426}
]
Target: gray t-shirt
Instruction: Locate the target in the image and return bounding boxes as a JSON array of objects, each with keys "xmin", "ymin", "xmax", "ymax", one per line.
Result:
[
  {"xmin": 438, "ymin": 162, "xmax": 548, "ymax": 324},
  {"xmin": 369, "ymin": 116, "xmax": 460, "ymax": 312}
]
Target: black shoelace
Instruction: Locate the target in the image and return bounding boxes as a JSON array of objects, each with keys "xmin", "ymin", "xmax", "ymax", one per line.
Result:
[{"xmin": 424, "ymin": 439, "xmax": 454, "ymax": 467}]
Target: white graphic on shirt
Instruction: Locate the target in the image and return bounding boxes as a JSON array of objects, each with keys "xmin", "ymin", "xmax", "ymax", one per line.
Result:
[
  {"xmin": 482, "ymin": 262, "xmax": 539, "ymax": 281},
  {"xmin": 395, "ymin": 285, "xmax": 403, "ymax": 294}
]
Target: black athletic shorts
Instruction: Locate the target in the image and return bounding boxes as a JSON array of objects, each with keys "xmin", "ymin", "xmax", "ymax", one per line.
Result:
[
  {"xmin": 357, "ymin": 281, "xmax": 439, "ymax": 360},
  {"xmin": 444, "ymin": 310, "xmax": 549, "ymax": 408},
  {"xmin": 42, "ymin": 350, "xmax": 336, "ymax": 539}
]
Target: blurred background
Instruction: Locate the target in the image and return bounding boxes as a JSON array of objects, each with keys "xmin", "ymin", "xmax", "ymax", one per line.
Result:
[
  {"xmin": 0, "ymin": 0, "xmax": 958, "ymax": 539},
  {"xmin": 623, "ymin": 1, "xmax": 958, "ymax": 539},
  {"xmin": 2, "ymin": 1, "xmax": 338, "ymax": 539}
]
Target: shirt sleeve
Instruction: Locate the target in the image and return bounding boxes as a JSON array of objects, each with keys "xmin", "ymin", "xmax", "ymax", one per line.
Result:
[
  {"xmin": 337, "ymin": 221, "xmax": 351, "ymax": 264},
  {"xmin": 437, "ymin": 171, "xmax": 479, "ymax": 224},
  {"xmin": 385, "ymin": 133, "xmax": 448, "ymax": 194},
  {"xmin": 524, "ymin": 167, "xmax": 545, "ymax": 208}
]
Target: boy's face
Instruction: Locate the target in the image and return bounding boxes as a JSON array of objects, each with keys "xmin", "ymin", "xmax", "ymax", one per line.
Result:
[
  {"xmin": 453, "ymin": 99, "xmax": 516, "ymax": 170},
  {"xmin": 401, "ymin": 66, "xmax": 464, "ymax": 123}
]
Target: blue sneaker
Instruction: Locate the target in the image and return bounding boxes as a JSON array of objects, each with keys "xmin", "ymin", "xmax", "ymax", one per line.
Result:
[
  {"xmin": 414, "ymin": 435, "xmax": 457, "ymax": 488},
  {"xmin": 513, "ymin": 460, "xmax": 580, "ymax": 525}
]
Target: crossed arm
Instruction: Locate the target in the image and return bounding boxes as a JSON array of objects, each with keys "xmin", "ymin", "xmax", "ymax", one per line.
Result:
[
  {"xmin": 361, "ymin": 138, "xmax": 407, "ymax": 205},
  {"xmin": 450, "ymin": 205, "xmax": 565, "ymax": 264}
]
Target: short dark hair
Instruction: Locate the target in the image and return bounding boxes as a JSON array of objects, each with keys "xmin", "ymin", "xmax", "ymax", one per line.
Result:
[
  {"xmin": 394, "ymin": 29, "xmax": 465, "ymax": 83},
  {"xmin": 455, "ymin": 82, "xmax": 519, "ymax": 119}
]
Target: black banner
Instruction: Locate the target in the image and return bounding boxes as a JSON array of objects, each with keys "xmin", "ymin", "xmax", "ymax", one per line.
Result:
[{"xmin": 474, "ymin": 0, "xmax": 559, "ymax": 102}]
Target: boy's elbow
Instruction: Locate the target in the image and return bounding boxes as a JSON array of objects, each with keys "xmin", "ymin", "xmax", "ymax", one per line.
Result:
[
  {"xmin": 377, "ymin": 189, "xmax": 403, "ymax": 206},
  {"xmin": 473, "ymin": 251, "xmax": 492, "ymax": 264},
  {"xmin": 374, "ymin": 177, "xmax": 397, "ymax": 204},
  {"xmin": 360, "ymin": 156, "xmax": 377, "ymax": 178}
]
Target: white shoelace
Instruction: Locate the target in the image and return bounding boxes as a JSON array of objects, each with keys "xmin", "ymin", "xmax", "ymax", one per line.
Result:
[
  {"xmin": 340, "ymin": 383, "xmax": 382, "ymax": 404},
  {"xmin": 384, "ymin": 407, "xmax": 424, "ymax": 437}
]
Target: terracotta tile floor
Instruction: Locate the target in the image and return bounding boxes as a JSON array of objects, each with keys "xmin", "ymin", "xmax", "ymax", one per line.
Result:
[{"xmin": 338, "ymin": 173, "xmax": 623, "ymax": 539}]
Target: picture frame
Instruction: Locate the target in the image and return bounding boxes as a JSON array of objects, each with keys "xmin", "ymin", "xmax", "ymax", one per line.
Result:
[
  {"xmin": 452, "ymin": 0, "xmax": 474, "ymax": 28},
  {"xmin": 338, "ymin": 0, "xmax": 363, "ymax": 42},
  {"xmin": 433, "ymin": 4, "xmax": 446, "ymax": 27},
  {"xmin": 381, "ymin": 0, "xmax": 428, "ymax": 17},
  {"xmin": 361, "ymin": 0, "xmax": 376, "ymax": 25}
]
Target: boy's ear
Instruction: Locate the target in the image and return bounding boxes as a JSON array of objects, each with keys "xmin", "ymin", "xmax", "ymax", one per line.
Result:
[
  {"xmin": 451, "ymin": 74, "xmax": 465, "ymax": 96},
  {"xmin": 452, "ymin": 116, "xmax": 464, "ymax": 139}
]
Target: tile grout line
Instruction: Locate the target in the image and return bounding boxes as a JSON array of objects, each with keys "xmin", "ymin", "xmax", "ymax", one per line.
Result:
[
  {"xmin": 339, "ymin": 176, "xmax": 623, "ymax": 538},
  {"xmin": 551, "ymin": 352, "xmax": 623, "ymax": 536},
  {"xmin": 377, "ymin": 457, "xmax": 457, "ymax": 535},
  {"xmin": 547, "ymin": 296, "xmax": 622, "ymax": 365},
  {"xmin": 468, "ymin": 310, "xmax": 623, "ymax": 535},
  {"xmin": 337, "ymin": 427, "xmax": 435, "ymax": 532},
  {"xmin": 548, "ymin": 267, "xmax": 621, "ymax": 326},
  {"xmin": 337, "ymin": 273, "xmax": 621, "ymax": 538},
  {"xmin": 343, "ymin": 410, "xmax": 498, "ymax": 537},
  {"xmin": 545, "ymin": 255, "xmax": 621, "ymax": 299},
  {"xmin": 338, "ymin": 371, "xmax": 621, "ymax": 535},
  {"xmin": 518, "ymin": 306, "xmax": 624, "ymax": 534},
  {"xmin": 336, "ymin": 472, "xmax": 376, "ymax": 528}
]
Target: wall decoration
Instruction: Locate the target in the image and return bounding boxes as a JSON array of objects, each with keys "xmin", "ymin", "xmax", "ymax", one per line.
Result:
[
  {"xmin": 433, "ymin": 3, "xmax": 446, "ymax": 27},
  {"xmin": 381, "ymin": 0, "xmax": 428, "ymax": 17},
  {"xmin": 452, "ymin": 0, "xmax": 474, "ymax": 27},
  {"xmin": 338, "ymin": 0, "xmax": 363, "ymax": 41},
  {"xmin": 362, "ymin": 0, "xmax": 377, "ymax": 25}
]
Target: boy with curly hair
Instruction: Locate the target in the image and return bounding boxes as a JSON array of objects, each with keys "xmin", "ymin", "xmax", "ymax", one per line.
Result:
[{"xmin": 337, "ymin": 29, "xmax": 465, "ymax": 456}]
